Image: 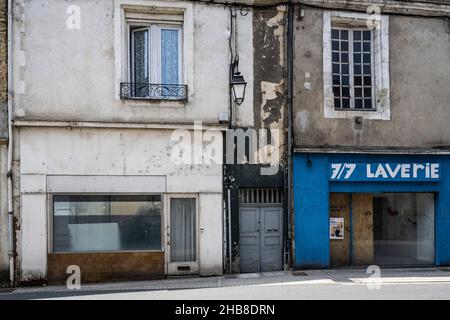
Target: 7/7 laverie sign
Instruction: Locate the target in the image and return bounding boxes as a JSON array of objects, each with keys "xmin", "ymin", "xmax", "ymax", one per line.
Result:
[{"xmin": 329, "ymin": 162, "xmax": 440, "ymax": 181}]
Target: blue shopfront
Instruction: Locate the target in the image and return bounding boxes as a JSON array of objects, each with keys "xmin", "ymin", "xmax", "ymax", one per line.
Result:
[{"xmin": 293, "ymin": 152, "xmax": 450, "ymax": 268}]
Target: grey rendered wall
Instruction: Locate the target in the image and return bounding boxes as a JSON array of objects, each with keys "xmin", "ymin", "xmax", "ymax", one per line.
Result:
[
  {"xmin": 293, "ymin": 7, "xmax": 450, "ymax": 148},
  {"xmin": 0, "ymin": 0, "xmax": 8, "ymax": 282}
]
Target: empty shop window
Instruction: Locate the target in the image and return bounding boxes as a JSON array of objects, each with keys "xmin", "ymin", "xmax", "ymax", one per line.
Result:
[{"xmin": 53, "ymin": 195, "xmax": 162, "ymax": 252}]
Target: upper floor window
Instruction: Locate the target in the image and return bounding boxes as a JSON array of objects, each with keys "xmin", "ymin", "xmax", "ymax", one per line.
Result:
[
  {"xmin": 323, "ymin": 11, "xmax": 390, "ymax": 120},
  {"xmin": 119, "ymin": 7, "xmax": 188, "ymax": 102},
  {"xmin": 332, "ymin": 28, "xmax": 374, "ymax": 110}
]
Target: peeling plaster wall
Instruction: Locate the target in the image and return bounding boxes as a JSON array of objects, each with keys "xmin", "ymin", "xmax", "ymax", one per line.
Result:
[
  {"xmin": 293, "ymin": 7, "xmax": 450, "ymax": 148},
  {"xmin": 253, "ymin": 5, "xmax": 287, "ymax": 155},
  {"xmin": 227, "ymin": 5, "xmax": 288, "ymax": 273}
]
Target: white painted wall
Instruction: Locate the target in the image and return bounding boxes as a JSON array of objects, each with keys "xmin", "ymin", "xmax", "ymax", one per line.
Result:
[
  {"xmin": 12, "ymin": 0, "xmax": 253, "ymax": 124},
  {"xmin": 12, "ymin": 0, "xmax": 255, "ymax": 281},
  {"xmin": 18, "ymin": 127, "xmax": 223, "ymax": 280}
]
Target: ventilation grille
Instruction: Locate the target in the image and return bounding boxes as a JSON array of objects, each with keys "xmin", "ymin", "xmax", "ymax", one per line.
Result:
[{"xmin": 240, "ymin": 189, "xmax": 284, "ymax": 204}]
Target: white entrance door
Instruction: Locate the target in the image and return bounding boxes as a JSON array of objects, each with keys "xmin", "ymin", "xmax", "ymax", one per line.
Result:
[{"xmin": 166, "ymin": 195, "xmax": 199, "ymax": 275}]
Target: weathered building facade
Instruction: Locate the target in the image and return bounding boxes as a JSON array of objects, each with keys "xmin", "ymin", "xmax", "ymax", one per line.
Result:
[
  {"xmin": 225, "ymin": 3, "xmax": 289, "ymax": 274},
  {"xmin": 6, "ymin": 0, "xmax": 288, "ymax": 284},
  {"xmin": 6, "ymin": 0, "xmax": 449, "ymax": 285},
  {"xmin": 292, "ymin": 0, "xmax": 450, "ymax": 268}
]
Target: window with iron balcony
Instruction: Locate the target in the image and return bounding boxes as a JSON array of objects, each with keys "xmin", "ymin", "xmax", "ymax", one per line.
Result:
[{"xmin": 120, "ymin": 9, "xmax": 188, "ymax": 102}]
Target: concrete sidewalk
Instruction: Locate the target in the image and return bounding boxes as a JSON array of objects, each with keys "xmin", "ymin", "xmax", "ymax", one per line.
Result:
[{"xmin": 2, "ymin": 267, "xmax": 450, "ymax": 300}]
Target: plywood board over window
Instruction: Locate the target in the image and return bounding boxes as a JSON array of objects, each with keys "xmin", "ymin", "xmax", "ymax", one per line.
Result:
[
  {"xmin": 329, "ymin": 193, "xmax": 350, "ymax": 266},
  {"xmin": 352, "ymin": 194, "xmax": 374, "ymax": 265},
  {"xmin": 330, "ymin": 193, "xmax": 374, "ymax": 267}
]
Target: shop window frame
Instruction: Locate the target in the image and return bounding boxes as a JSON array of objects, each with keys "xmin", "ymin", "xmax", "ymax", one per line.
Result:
[{"xmin": 47, "ymin": 193, "xmax": 166, "ymax": 254}]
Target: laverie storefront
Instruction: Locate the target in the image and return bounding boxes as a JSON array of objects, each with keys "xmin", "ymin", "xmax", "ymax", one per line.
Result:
[{"xmin": 293, "ymin": 151, "xmax": 450, "ymax": 268}]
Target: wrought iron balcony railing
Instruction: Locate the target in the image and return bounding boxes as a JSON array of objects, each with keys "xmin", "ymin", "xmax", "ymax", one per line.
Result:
[{"xmin": 120, "ymin": 83, "xmax": 188, "ymax": 102}]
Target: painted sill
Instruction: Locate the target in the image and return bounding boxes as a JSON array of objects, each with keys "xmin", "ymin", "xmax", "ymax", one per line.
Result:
[
  {"xmin": 120, "ymin": 98, "xmax": 187, "ymax": 108},
  {"xmin": 120, "ymin": 82, "xmax": 188, "ymax": 102}
]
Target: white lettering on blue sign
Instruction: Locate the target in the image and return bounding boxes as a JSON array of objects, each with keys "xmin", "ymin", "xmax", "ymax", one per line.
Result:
[{"xmin": 329, "ymin": 163, "xmax": 440, "ymax": 181}]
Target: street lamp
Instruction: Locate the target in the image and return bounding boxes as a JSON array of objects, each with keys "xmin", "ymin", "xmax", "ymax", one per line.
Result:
[{"xmin": 230, "ymin": 70, "xmax": 247, "ymax": 105}]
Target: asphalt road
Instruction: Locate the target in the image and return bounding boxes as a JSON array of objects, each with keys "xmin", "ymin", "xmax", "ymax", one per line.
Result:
[
  {"xmin": 2, "ymin": 269, "xmax": 450, "ymax": 300},
  {"xmin": 42, "ymin": 282, "xmax": 450, "ymax": 300}
]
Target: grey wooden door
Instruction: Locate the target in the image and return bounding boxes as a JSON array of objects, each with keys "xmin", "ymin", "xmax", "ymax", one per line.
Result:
[{"xmin": 239, "ymin": 207, "xmax": 283, "ymax": 273}]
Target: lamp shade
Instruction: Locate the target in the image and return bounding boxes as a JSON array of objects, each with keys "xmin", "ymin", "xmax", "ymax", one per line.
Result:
[{"xmin": 231, "ymin": 71, "xmax": 247, "ymax": 105}]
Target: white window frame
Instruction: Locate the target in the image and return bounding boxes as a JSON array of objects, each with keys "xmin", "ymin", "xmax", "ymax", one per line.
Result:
[
  {"xmin": 129, "ymin": 23, "xmax": 183, "ymax": 85},
  {"xmin": 331, "ymin": 27, "xmax": 376, "ymax": 110},
  {"xmin": 323, "ymin": 11, "xmax": 390, "ymax": 120},
  {"xmin": 48, "ymin": 193, "xmax": 165, "ymax": 254},
  {"xmin": 114, "ymin": 0, "xmax": 194, "ymax": 104},
  {"xmin": 165, "ymin": 193, "xmax": 199, "ymax": 275}
]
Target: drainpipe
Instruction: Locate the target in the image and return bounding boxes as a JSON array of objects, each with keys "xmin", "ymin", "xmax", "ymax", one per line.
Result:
[
  {"xmin": 7, "ymin": 0, "xmax": 15, "ymax": 286},
  {"xmin": 286, "ymin": 0, "xmax": 294, "ymax": 269},
  {"xmin": 226, "ymin": 6, "xmax": 237, "ymax": 274}
]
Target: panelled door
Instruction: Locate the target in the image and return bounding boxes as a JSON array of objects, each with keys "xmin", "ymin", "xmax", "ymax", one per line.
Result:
[
  {"xmin": 166, "ymin": 195, "xmax": 199, "ymax": 275},
  {"xmin": 239, "ymin": 206, "xmax": 283, "ymax": 273}
]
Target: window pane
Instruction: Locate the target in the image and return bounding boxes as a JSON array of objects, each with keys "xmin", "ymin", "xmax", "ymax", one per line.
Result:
[
  {"xmin": 332, "ymin": 40, "xmax": 339, "ymax": 51},
  {"xmin": 334, "ymin": 98, "xmax": 341, "ymax": 109},
  {"xmin": 363, "ymin": 42, "xmax": 371, "ymax": 52},
  {"xmin": 333, "ymin": 75, "xmax": 340, "ymax": 85},
  {"xmin": 373, "ymin": 193, "xmax": 435, "ymax": 265},
  {"xmin": 363, "ymin": 31, "xmax": 371, "ymax": 40},
  {"xmin": 355, "ymin": 98, "xmax": 363, "ymax": 109},
  {"xmin": 354, "ymin": 53, "xmax": 361, "ymax": 63},
  {"xmin": 170, "ymin": 198, "xmax": 196, "ymax": 262},
  {"xmin": 353, "ymin": 30, "xmax": 361, "ymax": 40},
  {"xmin": 341, "ymin": 41, "xmax": 348, "ymax": 51},
  {"xmin": 332, "ymin": 63, "xmax": 340, "ymax": 74},
  {"xmin": 363, "ymin": 53, "xmax": 371, "ymax": 63},
  {"xmin": 364, "ymin": 87, "xmax": 372, "ymax": 97},
  {"xmin": 342, "ymin": 98, "xmax": 350, "ymax": 109},
  {"xmin": 132, "ymin": 29, "xmax": 149, "ymax": 97},
  {"xmin": 331, "ymin": 29, "xmax": 339, "ymax": 40},
  {"xmin": 355, "ymin": 87, "xmax": 362, "ymax": 98},
  {"xmin": 341, "ymin": 64, "xmax": 349, "ymax": 75},
  {"xmin": 53, "ymin": 195, "xmax": 161, "ymax": 252},
  {"xmin": 333, "ymin": 86, "xmax": 341, "ymax": 97},
  {"xmin": 364, "ymin": 98, "xmax": 372, "ymax": 108},
  {"xmin": 161, "ymin": 29, "xmax": 180, "ymax": 85},
  {"xmin": 332, "ymin": 52, "xmax": 339, "ymax": 62},
  {"xmin": 342, "ymin": 87, "xmax": 350, "ymax": 98},
  {"xmin": 342, "ymin": 75, "xmax": 349, "ymax": 86},
  {"xmin": 354, "ymin": 76, "xmax": 362, "ymax": 86}
]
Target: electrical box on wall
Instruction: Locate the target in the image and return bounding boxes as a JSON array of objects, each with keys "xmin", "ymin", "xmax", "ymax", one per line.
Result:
[{"xmin": 219, "ymin": 112, "xmax": 229, "ymax": 123}]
